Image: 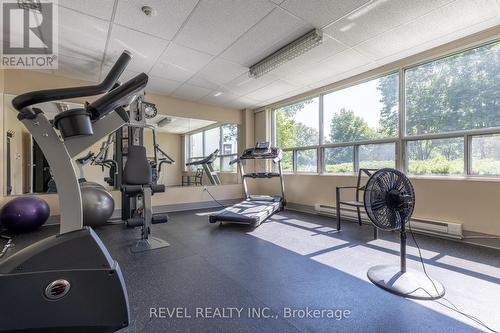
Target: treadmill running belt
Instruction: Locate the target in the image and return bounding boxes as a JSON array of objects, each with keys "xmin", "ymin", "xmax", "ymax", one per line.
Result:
[{"xmin": 209, "ymin": 199, "xmax": 282, "ymax": 227}]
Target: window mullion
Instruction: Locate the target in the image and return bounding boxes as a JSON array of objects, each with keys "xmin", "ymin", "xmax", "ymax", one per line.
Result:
[
  {"xmin": 465, "ymin": 134, "xmax": 471, "ymax": 175},
  {"xmin": 354, "ymin": 145, "xmax": 359, "ymax": 172},
  {"xmin": 398, "ymin": 67, "xmax": 406, "ymax": 172},
  {"xmin": 293, "ymin": 149, "xmax": 297, "ymax": 173}
]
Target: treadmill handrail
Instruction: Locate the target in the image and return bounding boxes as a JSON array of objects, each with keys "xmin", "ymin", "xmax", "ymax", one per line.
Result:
[{"xmin": 185, "ymin": 149, "xmax": 219, "ymax": 166}]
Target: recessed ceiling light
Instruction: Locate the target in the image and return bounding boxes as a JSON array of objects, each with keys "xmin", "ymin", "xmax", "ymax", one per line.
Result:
[{"xmin": 213, "ymin": 91, "xmax": 223, "ymax": 97}]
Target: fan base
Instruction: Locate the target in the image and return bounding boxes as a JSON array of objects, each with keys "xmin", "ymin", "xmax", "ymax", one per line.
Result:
[{"xmin": 367, "ymin": 265, "xmax": 445, "ymax": 300}]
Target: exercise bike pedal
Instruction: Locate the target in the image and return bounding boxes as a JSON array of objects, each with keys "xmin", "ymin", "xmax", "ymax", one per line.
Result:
[
  {"xmin": 126, "ymin": 217, "xmax": 144, "ymax": 228},
  {"xmin": 152, "ymin": 214, "xmax": 169, "ymax": 224}
]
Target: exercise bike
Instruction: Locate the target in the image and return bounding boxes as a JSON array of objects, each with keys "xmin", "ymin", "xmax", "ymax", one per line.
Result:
[{"xmin": 0, "ymin": 51, "xmax": 145, "ymax": 332}]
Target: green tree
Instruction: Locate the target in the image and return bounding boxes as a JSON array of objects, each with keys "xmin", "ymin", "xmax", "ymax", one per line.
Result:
[
  {"xmin": 329, "ymin": 109, "xmax": 376, "ymax": 143},
  {"xmin": 378, "ymin": 42, "xmax": 500, "ymax": 161},
  {"xmin": 377, "ymin": 74, "xmax": 399, "ymax": 137},
  {"xmin": 275, "ymin": 99, "xmax": 317, "ymax": 148},
  {"xmin": 326, "ymin": 109, "xmax": 375, "ymax": 163}
]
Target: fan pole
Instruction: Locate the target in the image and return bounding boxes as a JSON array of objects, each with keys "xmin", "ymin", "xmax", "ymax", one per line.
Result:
[{"xmin": 400, "ymin": 225, "xmax": 407, "ymax": 273}]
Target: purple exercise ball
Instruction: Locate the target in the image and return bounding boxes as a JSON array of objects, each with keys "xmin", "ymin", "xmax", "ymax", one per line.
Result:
[{"xmin": 0, "ymin": 196, "xmax": 50, "ymax": 233}]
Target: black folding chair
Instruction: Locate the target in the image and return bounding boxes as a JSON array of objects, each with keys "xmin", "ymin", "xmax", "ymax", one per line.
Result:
[{"xmin": 335, "ymin": 168, "xmax": 379, "ymax": 239}]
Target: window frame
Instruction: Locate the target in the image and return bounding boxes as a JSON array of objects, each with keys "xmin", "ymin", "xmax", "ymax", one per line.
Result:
[
  {"xmin": 271, "ymin": 39, "xmax": 500, "ymax": 178},
  {"xmin": 186, "ymin": 124, "xmax": 239, "ymax": 173}
]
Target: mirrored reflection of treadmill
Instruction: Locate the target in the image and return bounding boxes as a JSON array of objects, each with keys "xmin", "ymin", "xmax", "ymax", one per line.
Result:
[
  {"xmin": 209, "ymin": 142, "xmax": 286, "ymax": 227},
  {"xmin": 185, "ymin": 149, "xmax": 221, "ymax": 185}
]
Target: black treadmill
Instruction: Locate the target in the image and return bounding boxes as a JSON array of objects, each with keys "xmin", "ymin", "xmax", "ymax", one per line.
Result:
[{"xmin": 209, "ymin": 142, "xmax": 286, "ymax": 227}]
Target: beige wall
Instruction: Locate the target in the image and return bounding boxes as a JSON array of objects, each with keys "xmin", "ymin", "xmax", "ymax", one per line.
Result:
[
  {"xmin": 257, "ymin": 174, "xmax": 500, "ymax": 235},
  {"xmin": 1, "ymin": 69, "xmax": 243, "ymax": 214},
  {"xmin": 144, "ymin": 130, "xmax": 182, "ymax": 186}
]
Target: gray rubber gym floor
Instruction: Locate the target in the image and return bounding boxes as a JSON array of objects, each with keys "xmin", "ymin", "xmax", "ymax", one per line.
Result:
[{"xmin": 8, "ymin": 209, "xmax": 500, "ymax": 332}]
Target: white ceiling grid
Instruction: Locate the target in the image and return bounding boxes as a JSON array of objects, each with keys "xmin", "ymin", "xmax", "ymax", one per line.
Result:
[{"xmin": 28, "ymin": 0, "xmax": 500, "ymax": 110}]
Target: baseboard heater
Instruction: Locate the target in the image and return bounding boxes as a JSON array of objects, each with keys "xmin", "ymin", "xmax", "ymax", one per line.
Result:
[{"xmin": 314, "ymin": 204, "xmax": 463, "ymax": 239}]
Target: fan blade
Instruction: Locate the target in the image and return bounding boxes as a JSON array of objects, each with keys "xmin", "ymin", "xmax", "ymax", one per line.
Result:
[{"xmin": 370, "ymin": 199, "xmax": 386, "ymax": 211}]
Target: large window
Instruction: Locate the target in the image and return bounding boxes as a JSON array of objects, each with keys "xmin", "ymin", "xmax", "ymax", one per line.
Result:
[
  {"xmin": 296, "ymin": 149, "xmax": 317, "ymax": 173},
  {"xmin": 405, "ymin": 42, "xmax": 500, "ymax": 136},
  {"xmin": 471, "ymin": 134, "xmax": 500, "ymax": 176},
  {"xmin": 272, "ymin": 40, "xmax": 500, "ymax": 178},
  {"xmin": 324, "ymin": 147, "xmax": 353, "ymax": 174},
  {"xmin": 187, "ymin": 124, "xmax": 239, "ymax": 172},
  {"xmin": 359, "ymin": 143, "xmax": 396, "ymax": 169},
  {"xmin": 275, "ymin": 97, "xmax": 319, "ymax": 149},
  {"xmin": 323, "ymin": 73, "xmax": 399, "ymax": 143},
  {"xmin": 406, "ymin": 138, "xmax": 463, "ymax": 176}
]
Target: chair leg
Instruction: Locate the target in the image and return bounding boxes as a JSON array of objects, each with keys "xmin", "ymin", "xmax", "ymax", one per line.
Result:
[
  {"xmin": 373, "ymin": 227, "xmax": 378, "ymax": 240},
  {"xmin": 335, "ymin": 188, "xmax": 341, "ymax": 231},
  {"xmin": 357, "ymin": 207, "xmax": 362, "ymax": 226}
]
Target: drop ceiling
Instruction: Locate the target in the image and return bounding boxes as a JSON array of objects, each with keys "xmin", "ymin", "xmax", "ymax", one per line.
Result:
[{"xmin": 28, "ymin": 0, "xmax": 500, "ymax": 110}]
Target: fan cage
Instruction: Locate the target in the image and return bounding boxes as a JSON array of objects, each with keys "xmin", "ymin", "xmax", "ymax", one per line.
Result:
[{"xmin": 363, "ymin": 168, "xmax": 415, "ymax": 231}]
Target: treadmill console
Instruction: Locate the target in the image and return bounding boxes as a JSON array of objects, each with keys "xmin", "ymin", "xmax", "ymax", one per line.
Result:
[
  {"xmin": 253, "ymin": 142, "xmax": 271, "ymax": 155},
  {"xmin": 255, "ymin": 142, "xmax": 270, "ymax": 149},
  {"xmin": 239, "ymin": 142, "xmax": 282, "ymax": 161}
]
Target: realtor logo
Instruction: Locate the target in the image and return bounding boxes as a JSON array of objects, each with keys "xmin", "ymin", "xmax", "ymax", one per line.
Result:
[{"xmin": 1, "ymin": 0, "xmax": 58, "ymax": 69}]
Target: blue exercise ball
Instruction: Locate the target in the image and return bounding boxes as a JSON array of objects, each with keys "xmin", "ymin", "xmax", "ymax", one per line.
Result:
[{"xmin": 0, "ymin": 196, "xmax": 50, "ymax": 233}]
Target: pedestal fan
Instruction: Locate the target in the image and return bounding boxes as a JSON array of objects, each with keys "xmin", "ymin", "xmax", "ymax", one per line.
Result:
[{"xmin": 364, "ymin": 168, "xmax": 445, "ymax": 299}]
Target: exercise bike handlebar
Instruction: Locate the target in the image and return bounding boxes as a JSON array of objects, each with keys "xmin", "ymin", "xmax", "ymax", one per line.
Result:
[
  {"xmin": 12, "ymin": 50, "xmax": 132, "ymax": 112},
  {"xmin": 87, "ymin": 73, "xmax": 148, "ymax": 120}
]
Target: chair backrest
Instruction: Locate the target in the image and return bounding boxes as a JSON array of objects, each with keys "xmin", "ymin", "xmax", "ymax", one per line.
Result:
[
  {"xmin": 195, "ymin": 168, "xmax": 204, "ymax": 179},
  {"xmin": 356, "ymin": 168, "xmax": 378, "ymax": 200},
  {"xmin": 123, "ymin": 145, "xmax": 152, "ymax": 185}
]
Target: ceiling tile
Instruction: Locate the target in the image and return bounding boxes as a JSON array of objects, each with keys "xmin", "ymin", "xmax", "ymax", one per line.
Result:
[
  {"xmin": 270, "ymin": 35, "xmax": 347, "ymax": 77},
  {"xmin": 311, "ymin": 61, "xmax": 380, "ymax": 88},
  {"xmin": 114, "ymin": 0, "xmax": 198, "ymax": 40},
  {"xmin": 57, "ymin": 7, "xmax": 109, "ymax": 61},
  {"xmin": 266, "ymin": 85, "xmax": 311, "ymax": 103},
  {"xmin": 185, "ymin": 75, "xmax": 222, "ymax": 90},
  {"xmin": 156, "ymin": 43, "xmax": 214, "ymax": 73},
  {"xmin": 272, "ymin": 47, "xmax": 370, "ymax": 86},
  {"xmin": 354, "ymin": 0, "xmax": 499, "ymax": 60},
  {"xmin": 58, "ymin": 0, "xmax": 115, "ymax": 20},
  {"xmin": 322, "ymin": 48, "xmax": 372, "ymax": 71},
  {"xmin": 150, "ymin": 62, "xmax": 194, "ymax": 82},
  {"xmin": 171, "ymin": 83, "xmax": 212, "ymax": 101},
  {"xmin": 221, "ymin": 7, "xmax": 312, "ymax": 66},
  {"xmin": 100, "ymin": 65, "xmax": 141, "ymax": 83},
  {"xmin": 223, "ymin": 97, "xmax": 261, "ymax": 109},
  {"xmin": 244, "ymin": 79, "xmax": 299, "ymax": 101},
  {"xmin": 54, "ymin": 54, "xmax": 102, "ymax": 82},
  {"xmin": 224, "ymin": 73, "xmax": 278, "ymax": 96},
  {"xmin": 174, "ymin": 0, "xmax": 275, "ymax": 55},
  {"xmin": 199, "ymin": 90, "xmax": 240, "ymax": 106},
  {"xmin": 280, "ymin": 0, "xmax": 370, "ymax": 28},
  {"xmin": 105, "ymin": 25, "xmax": 169, "ymax": 72},
  {"xmin": 198, "ymin": 58, "xmax": 248, "ymax": 85},
  {"xmin": 324, "ymin": 0, "xmax": 454, "ymax": 47},
  {"xmin": 146, "ymin": 76, "xmax": 183, "ymax": 95}
]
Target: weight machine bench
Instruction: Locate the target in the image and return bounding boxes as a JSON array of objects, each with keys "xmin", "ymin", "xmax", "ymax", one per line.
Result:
[{"xmin": 121, "ymin": 145, "xmax": 169, "ymax": 253}]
